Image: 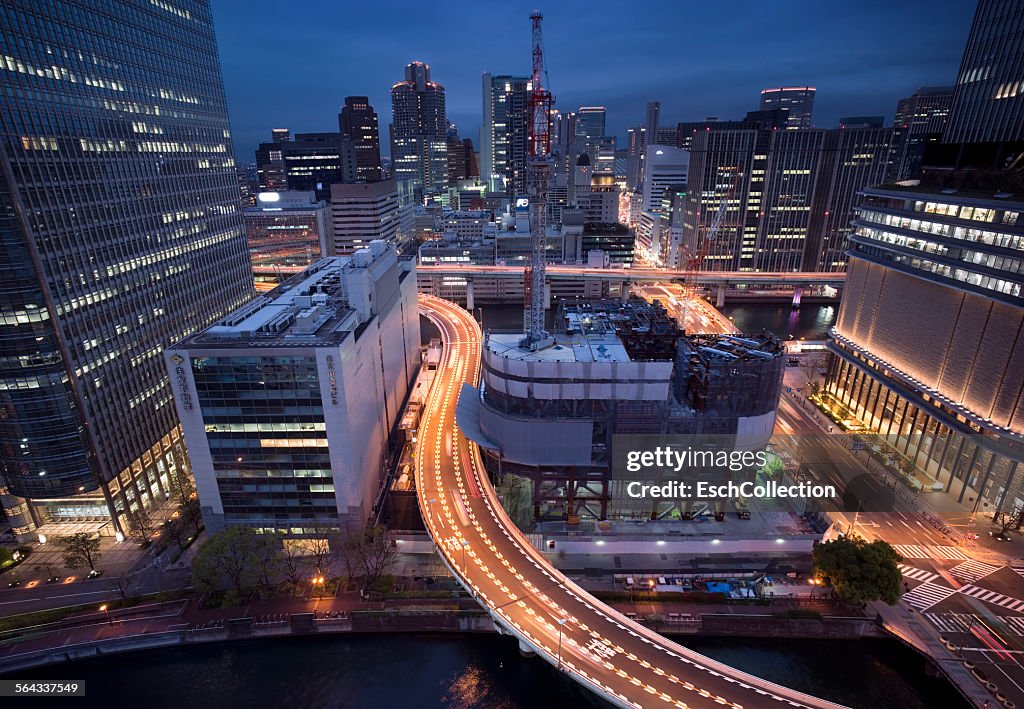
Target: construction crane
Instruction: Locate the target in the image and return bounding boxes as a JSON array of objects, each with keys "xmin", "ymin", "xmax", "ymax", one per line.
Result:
[
  {"xmin": 521, "ymin": 9, "xmax": 555, "ymax": 350},
  {"xmin": 683, "ymin": 168, "xmax": 743, "ymax": 272}
]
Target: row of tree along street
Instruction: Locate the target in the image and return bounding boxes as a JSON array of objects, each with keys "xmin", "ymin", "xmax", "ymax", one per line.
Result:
[{"xmin": 189, "ymin": 524, "xmax": 399, "ymax": 607}]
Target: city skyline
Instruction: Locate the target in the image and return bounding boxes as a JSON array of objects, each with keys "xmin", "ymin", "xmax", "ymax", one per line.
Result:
[{"xmin": 215, "ymin": 0, "xmax": 976, "ymax": 160}]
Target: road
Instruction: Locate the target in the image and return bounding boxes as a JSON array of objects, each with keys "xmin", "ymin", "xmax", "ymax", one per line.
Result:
[
  {"xmin": 633, "ymin": 283, "xmax": 738, "ymax": 335},
  {"xmin": 415, "ymin": 293, "xmax": 845, "ymax": 709},
  {"xmin": 774, "ymin": 379, "xmax": 1024, "ymax": 706}
]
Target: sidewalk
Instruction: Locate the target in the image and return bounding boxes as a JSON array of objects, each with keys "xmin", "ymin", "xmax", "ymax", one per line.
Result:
[{"xmin": 873, "ymin": 601, "xmax": 1003, "ymax": 709}]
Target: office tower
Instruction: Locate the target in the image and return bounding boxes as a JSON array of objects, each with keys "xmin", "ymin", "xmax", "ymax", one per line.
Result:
[
  {"xmin": 255, "ymin": 132, "xmax": 342, "ymax": 200},
  {"xmin": 656, "ymin": 126, "xmax": 678, "ymax": 146},
  {"xmin": 243, "ymin": 191, "xmax": 330, "ymax": 290},
  {"xmin": 272, "ymin": 128, "xmax": 292, "ymax": 143},
  {"xmin": 626, "ymin": 126, "xmax": 646, "ymax": 190},
  {"xmin": 682, "ymin": 124, "xmax": 892, "ymax": 272},
  {"xmin": 481, "ymin": 74, "xmax": 530, "ymax": 196},
  {"xmin": 638, "ymin": 101, "xmax": 661, "ymax": 186},
  {"xmin": 641, "ymin": 146, "xmax": 689, "ymax": 214},
  {"xmin": 838, "ymin": 116, "xmax": 884, "ymax": 128},
  {"xmin": 889, "ymin": 86, "xmax": 953, "ymax": 182},
  {"xmin": 390, "ymin": 61, "xmax": 448, "ymax": 195},
  {"xmin": 329, "ymin": 180, "xmax": 401, "ymax": 255},
  {"xmin": 944, "ymin": 0, "xmax": 1024, "ymax": 146},
  {"xmin": 338, "ymin": 96, "xmax": 383, "ymax": 183},
  {"xmin": 576, "ymin": 106, "xmax": 607, "ymax": 155},
  {"xmin": 256, "ymin": 133, "xmax": 288, "ymax": 191},
  {"xmin": 283, "ymin": 133, "xmax": 343, "ymax": 201},
  {"xmin": 824, "ymin": 186, "xmax": 1024, "ymax": 517},
  {"xmin": 0, "ymin": 0, "xmax": 253, "ymax": 538},
  {"xmin": 645, "ymin": 101, "xmax": 661, "ymax": 147},
  {"xmin": 553, "ymin": 110, "xmax": 577, "ymax": 149},
  {"xmin": 447, "ymin": 135, "xmax": 479, "ymax": 183},
  {"xmin": 591, "ymin": 135, "xmax": 617, "ymax": 174},
  {"xmin": 167, "ymin": 243, "xmax": 420, "ymax": 535},
  {"xmin": 759, "ymin": 86, "xmax": 816, "ymax": 129}
]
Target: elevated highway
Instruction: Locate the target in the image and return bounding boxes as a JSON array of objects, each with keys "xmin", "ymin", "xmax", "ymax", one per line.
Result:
[
  {"xmin": 417, "ymin": 263, "xmax": 846, "ymax": 287},
  {"xmin": 415, "ymin": 293, "xmax": 846, "ymax": 709}
]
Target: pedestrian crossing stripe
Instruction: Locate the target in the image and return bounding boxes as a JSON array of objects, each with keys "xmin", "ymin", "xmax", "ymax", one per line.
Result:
[
  {"xmin": 903, "ymin": 581, "xmax": 957, "ymax": 611},
  {"xmin": 1012, "ymin": 567, "xmax": 1024, "ymax": 579},
  {"xmin": 898, "ymin": 564, "xmax": 939, "ymax": 584},
  {"xmin": 892, "ymin": 544, "xmax": 972, "ymax": 561},
  {"xmin": 924, "ymin": 612, "xmax": 979, "ymax": 633},
  {"xmin": 958, "ymin": 584, "xmax": 1024, "ymax": 611},
  {"xmin": 1001, "ymin": 616, "xmax": 1024, "ymax": 636},
  {"xmin": 949, "ymin": 560, "xmax": 1003, "ymax": 583}
]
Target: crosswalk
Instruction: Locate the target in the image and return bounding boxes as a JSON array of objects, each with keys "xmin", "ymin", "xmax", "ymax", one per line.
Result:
[
  {"xmin": 898, "ymin": 564, "xmax": 939, "ymax": 583},
  {"xmin": 924, "ymin": 612, "xmax": 979, "ymax": 633},
  {"xmin": 958, "ymin": 584, "xmax": 1024, "ymax": 611},
  {"xmin": 1013, "ymin": 567, "xmax": 1024, "ymax": 579},
  {"xmin": 903, "ymin": 581, "xmax": 958, "ymax": 611},
  {"xmin": 892, "ymin": 544, "xmax": 972, "ymax": 561},
  {"xmin": 949, "ymin": 560, "xmax": 1003, "ymax": 583},
  {"xmin": 1002, "ymin": 616, "xmax": 1024, "ymax": 636}
]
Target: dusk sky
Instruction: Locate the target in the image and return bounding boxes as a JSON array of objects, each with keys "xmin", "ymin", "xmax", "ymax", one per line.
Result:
[{"xmin": 213, "ymin": 0, "xmax": 977, "ymax": 162}]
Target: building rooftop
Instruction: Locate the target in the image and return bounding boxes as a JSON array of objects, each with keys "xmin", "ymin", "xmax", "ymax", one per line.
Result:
[
  {"xmin": 486, "ymin": 331, "xmax": 631, "ymax": 363},
  {"xmin": 176, "ymin": 243, "xmax": 400, "ymax": 350},
  {"xmin": 867, "ymin": 181, "xmax": 1021, "ymax": 205}
]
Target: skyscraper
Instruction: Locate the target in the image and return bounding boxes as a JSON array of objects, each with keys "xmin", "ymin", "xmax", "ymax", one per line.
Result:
[
  {"xmin": 338, "ymin": 96, "xmax": 383, "ymax": 183},
  {"xmin": 0, "ymin": 0, "xmax": 253, "ymax": 538},
  {"xmin": 329, "ymin": 181, "xmax": 401, "ymax": 256},
  {"xmin": 481, "ymin": 73, "xmax": 530, "ymax": 196},
  {"xmin": 759, "ymin": 86, "xmax": 816, "ymax": 129},
  {"xmin": 944, "ymin": 0, "xmax": 1024, "ymax": 146},
  {"xmin": 681, "ymin": 122, "xmax": 892, "ymax": 272},
  {"xmin": 576, "ymin": 106, "xmax": 607, "ymax": 154},
  {"xmin": 390, "ymin": 61, "xmax": 448, "ymax": 196},
  {"xmin": 888, "ymin": 86, "xmax": 953, "ymax": 182}
]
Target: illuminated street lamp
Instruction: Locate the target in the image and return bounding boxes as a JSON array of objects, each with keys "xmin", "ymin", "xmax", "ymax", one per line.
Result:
[
  {"xmin": 556, "ymin": 618, "xmax": 568, "ymax": 669},
  {"xmin": 461, "ymin": 541, "xmax": 470, "ymax": 573},
  {"xmin": 99, "ymin": 604, "xmax": 112, "ymax": 626},
  {"xmin": 312, "ymin": 575, "xmax": 325, "ymax": 599}
]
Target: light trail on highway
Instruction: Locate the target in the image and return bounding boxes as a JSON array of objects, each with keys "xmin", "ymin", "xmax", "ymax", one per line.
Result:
[{"xmin": 415, "ymin": 293, "xmax": 847, "ymax": 709}]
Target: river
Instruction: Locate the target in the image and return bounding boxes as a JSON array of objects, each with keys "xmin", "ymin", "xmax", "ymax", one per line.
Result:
[{"xmin": 10, "ymin": 633, "xmax": 963, "ymax": 708}]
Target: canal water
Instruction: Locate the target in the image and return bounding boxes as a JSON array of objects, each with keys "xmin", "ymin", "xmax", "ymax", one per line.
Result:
[
  {"xmin": 449, "ymin": 303, "xmax": 838, "ymax": 341},
  {"xmin": 10, "ymin": 633, "xmax": 964, "ymax": 708}
]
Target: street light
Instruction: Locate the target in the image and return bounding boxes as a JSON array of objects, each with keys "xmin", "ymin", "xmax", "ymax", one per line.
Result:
[
  {"xmin": 312, "ymin": 575, "xmax": 325, "ymax": 599},
  {"xmin": 461, "ymin": 541, "xmax": 470, "ymax": 573},
  {"xmin": 556, "ymin": 618, "xmax": 568, "ymax": 669},
  {"xmin": 99, "ymin": 604, "xmax": 112, "ymax": 626}
]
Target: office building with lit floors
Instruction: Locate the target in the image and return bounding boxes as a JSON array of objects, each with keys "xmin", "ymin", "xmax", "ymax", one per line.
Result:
[
  {"xmin": 243, "ymin": 191, "xmax": 330, "ymax": 290},
  {"xmin": 823, "ymin": 185, "xmax": 1024, "ymax": 520},
  {"xmin": 0, "ymin": 0, "xmax": 254, "ymax": 541},
  {"xmin": 166, "ymin": 243, "xmax": 420, "ymax": 536}
]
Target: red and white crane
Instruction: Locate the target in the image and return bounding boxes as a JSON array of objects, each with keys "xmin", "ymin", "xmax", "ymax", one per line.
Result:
[{"xmin": 521, "ymin": 10, "xmax": 555, "ymax": 350}]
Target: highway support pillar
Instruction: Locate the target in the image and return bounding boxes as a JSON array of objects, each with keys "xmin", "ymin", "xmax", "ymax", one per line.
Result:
[
  {"xmin": 466, "ymin": 279, "xmax": 474, "ymax": 312},
  {"xmin": 716, "ymin": 284, "xmax": 726, "ymax": 308},
  {"xmin": 792, "ymin": 286, "xmax": 802, "ymax": 309}
]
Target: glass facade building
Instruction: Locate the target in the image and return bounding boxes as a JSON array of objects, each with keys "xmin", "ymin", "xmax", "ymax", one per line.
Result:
[
  {"xmin": 824, "ymin": 186, "xmax": 1024, "ymax": 519},
  {"xmin": 0, "ymin": 0, "xmax": 253, "ymax": 537}
]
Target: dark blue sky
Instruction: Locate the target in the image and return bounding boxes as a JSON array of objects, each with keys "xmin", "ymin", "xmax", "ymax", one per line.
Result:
[{"xmin": 212, "ymin": 0, "xmax": 976, "ymax": 162}]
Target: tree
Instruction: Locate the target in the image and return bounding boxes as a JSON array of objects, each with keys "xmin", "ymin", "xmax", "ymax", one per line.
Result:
[
  {"xmin": 56, "ymin": 533, "xmax": 102, "ymax": 571},
  {"xmin": 167, "ymin": 466, "xmax": 197, "ymax": 508},
  {"xmin": 111, "ymin": 571, "xmax": 133, "ymax": 601},
  {"xmin": 190, "ymin": 526, "xmax": 265, "ymax": 598},
  {"xmin": 0, "ymin": 546, "xmax": 14, "ymax": 566},
  {"xmin": 351, "ymin": 525, "xmax": 399, "ymax": 591},
  {"xmin": 277, "ymin": 540, "xmax": 310, "ymax": 592},
  {"xmin": 123, "ymin": 506, "xmax": 155, "ymax": 546},
  {"xmin": 994, "ymin": 509, "xmax": 1022, "ymax": 539},
  {"xmin": 813, "ymin": 537, "xmax": 902, "ymax": 606},
  {"xmin": 181, "ymin": 499, "xmax": 203, "ymax": 537}
]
